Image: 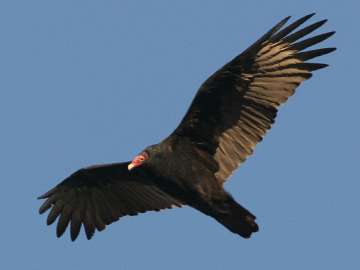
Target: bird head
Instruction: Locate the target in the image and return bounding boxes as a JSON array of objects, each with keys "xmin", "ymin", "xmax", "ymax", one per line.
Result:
[
  {"xmin": 128, "ymin": 144, "xmax": 164, "ymax": 171},
  {"xmin": 128, "ymin": 151, "xmax": 149, "ymax": 171}
]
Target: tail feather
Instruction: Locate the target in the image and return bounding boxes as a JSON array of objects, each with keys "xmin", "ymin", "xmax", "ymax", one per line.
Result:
[{"xmin": 212, "ymin": 198, "xmax": 259, "ymax": 238}]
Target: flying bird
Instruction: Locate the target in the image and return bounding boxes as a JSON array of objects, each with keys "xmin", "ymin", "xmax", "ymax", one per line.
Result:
[{"xmin": 38, "ymin": 14, "xmax": 336, "ymax": 241}]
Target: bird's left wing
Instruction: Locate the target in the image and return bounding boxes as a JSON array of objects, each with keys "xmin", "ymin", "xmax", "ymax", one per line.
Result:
[
  {"xmin": 171, "ymin": 14, "xmax": 336, "ymax": 184},
  {"xmin": 38, "ymin": 162, "xmax": 182, "ymax": 241}
]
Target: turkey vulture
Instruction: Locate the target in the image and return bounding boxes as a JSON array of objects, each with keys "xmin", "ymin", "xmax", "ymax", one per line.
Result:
[{"xmin": 38, "ymin": 14, "xmax": 336, "ymax": 241}]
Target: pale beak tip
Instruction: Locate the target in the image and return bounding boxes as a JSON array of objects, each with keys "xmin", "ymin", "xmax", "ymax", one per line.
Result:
[{"xmin": 128, "ymin": 163, "xmax": 135, "ymax": 171}]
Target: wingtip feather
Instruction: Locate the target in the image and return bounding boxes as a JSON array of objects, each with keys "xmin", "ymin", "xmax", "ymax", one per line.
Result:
[{"xmin": 37, "ymin": 187, "xmax": 56, "ymax": 199}]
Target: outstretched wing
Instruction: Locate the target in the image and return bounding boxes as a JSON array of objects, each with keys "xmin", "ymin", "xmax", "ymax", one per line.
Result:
[
  {"xmin": 38, "ymin": 162, "xmax": 182, "ymax": 241},
  {"xmin": 172, "ymin": 14, "xmax": 335, "ymax": 184}
]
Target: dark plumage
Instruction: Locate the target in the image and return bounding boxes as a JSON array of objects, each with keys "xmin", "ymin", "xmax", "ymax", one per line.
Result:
[{"xmin": 38, "ymin": 14, "xmax": 335, "ymax": 241}]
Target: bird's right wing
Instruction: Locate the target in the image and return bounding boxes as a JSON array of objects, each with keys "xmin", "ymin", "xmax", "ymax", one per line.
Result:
[
  {"xmin": 171, "ymin": 14, "xmax": 335, "ymax": 184},
  {"xmin": 38, "ymin": 162, "xmax": 182, "ymax": 241}
]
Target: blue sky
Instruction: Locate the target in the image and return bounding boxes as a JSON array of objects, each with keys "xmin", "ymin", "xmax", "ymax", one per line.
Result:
[{"xmin": 0, "ymin": 0, "xmax": 358, "ymax": 269}]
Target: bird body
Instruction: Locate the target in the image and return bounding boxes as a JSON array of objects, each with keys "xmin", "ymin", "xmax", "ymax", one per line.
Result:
[{"xmin": 38, "ymin": 14, "xmax": 335, "ymax": 241}]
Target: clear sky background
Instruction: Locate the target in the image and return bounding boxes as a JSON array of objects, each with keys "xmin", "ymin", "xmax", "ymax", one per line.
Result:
[{"xmin": 0, "ymin": 1, "xmax": 358, "ymax": 269}]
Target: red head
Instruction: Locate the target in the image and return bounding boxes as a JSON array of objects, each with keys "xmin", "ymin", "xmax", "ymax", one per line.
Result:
[{"xmin": 128, "ymin": 152, "xmax": 149, "ymax": 171}]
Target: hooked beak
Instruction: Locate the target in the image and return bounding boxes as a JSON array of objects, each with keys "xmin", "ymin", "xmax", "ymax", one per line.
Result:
[{"xmin": 128, "ymin": 163, "xmax": 135, "ymax": 171}]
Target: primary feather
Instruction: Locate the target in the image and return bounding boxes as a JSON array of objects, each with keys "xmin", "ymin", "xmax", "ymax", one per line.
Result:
[{"xmin": 173, "ymin": 13, "xmax": 335, "ymax": 183}]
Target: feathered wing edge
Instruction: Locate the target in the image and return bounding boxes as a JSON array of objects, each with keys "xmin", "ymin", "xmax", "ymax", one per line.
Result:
[
  {"xmin": 38, "ymin": 163, "xmax": 183, "ymax": 241},
  {"xmin": 171, "ymin": 14, "xmax": 336, "ymax": 184},
  {"xmin": 214, "ymin": 14, "xmax": 336, "ymax": 182}
]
